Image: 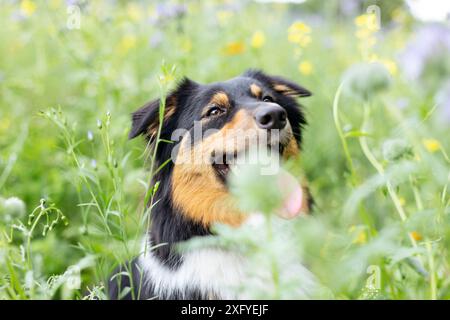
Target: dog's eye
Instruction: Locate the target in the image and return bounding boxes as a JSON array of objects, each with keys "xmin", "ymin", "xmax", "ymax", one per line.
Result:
[
  {"xmin": 205, "ymin": 105, "xmax": 225, "ymax": 117},
  {"xmin": 262, "ymin": 96, "xmax": 274, "ymax": 103}
]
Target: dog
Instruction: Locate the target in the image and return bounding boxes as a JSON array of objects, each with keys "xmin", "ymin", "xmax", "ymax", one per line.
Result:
[{"xmin": 108, "ymin": 69, "xmax": 312, "ymax": 300}]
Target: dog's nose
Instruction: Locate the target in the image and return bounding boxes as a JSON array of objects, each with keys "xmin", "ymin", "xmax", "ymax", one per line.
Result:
[{"xmin": 254, "ymin": 105, "xmax": 287, "ymax": 130}]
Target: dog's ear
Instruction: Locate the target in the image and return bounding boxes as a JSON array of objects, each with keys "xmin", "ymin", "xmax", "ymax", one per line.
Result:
[
  {"xmin": 244, "ymin": 69, "xmax": 312, "ymax": 98},
  {"xmin": 269, "ymin": 75, "xmax": 312, "ymax": 97},
  {"xmin": 129, "ymin": 78, "xmax": 197, "ymax": 140}
]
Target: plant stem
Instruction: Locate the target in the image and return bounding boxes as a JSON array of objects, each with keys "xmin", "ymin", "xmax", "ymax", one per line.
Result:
[
  {"xmin": 359, "ymin": 102, "xmax": 421, "ymax": 252},
  {"xmin": 425, "ymin": 241, "xmax": 437, "ymax": 300},
  {"xmin": 333, "ymin": 83, "xmax": 357, "ymax": 185}
]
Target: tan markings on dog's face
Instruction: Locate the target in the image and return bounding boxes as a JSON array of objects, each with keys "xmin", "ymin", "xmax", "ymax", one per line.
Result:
[
  {"xmin": 172, "ymin": 109, "xmax": 258, "ymax": 227},
  {"xmin": 210, "ymin": 91, "xmax": 230, "ymax": 107},
  {"xmin": 147, "ymin": 97, "xmax": 177, "ymax": 138},
  {"xmin": 273, "ymin": 84, "xmax": 299, "ymax": 96},
  {"xmin": 282, "ymin": 137, "xmax": 300, "ymax": 159},
  {"xmin": 172, "ymin": 163, "xmax": 245, "ymax": 227},
  {"xmin": 250, "ymin": 83, "xmax": 262, "ymax": 99}
]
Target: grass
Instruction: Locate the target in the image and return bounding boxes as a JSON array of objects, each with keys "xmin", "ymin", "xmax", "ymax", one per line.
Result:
[{"xmin": 0, "ymin": 0, "xmax": 449, "ymax": 299}]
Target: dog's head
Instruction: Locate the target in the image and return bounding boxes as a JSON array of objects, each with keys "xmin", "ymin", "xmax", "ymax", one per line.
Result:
[{"xmin": 129, "ymin": 69, "xmax": 311, "ymax": 227}]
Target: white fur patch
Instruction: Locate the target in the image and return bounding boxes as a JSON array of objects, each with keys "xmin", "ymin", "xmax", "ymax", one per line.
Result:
[{"xmin": 139, "ymin": 240, "xmax": 246, "ymax": 299}]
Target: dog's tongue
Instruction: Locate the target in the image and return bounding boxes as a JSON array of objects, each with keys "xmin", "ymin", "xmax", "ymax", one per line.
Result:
[{"xmin": 276, "ymin": 170, "xmax": 304, "ymax": 219}]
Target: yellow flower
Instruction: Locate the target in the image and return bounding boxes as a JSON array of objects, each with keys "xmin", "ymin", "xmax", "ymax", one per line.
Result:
[
  {"xmin": 355, "ymin": 13, "xmax": 379, "ymax": 59},
  {"xmin": 288, "ymin": 21, "xmax": 312, "ymax": 47},
  {"xmin": 0, "ymin": 118, "xmax": 11, "ymax": 133},
  {"xmin": 354, "ymin": 13, "xmax": 378, "ymax": 32},
  {"xmin": 381, "ymin": 59, "xmax": 398, "ymax": 76},
  {"xmin": 251, "ymin": 31, "xmax": 266, "ymax": 49},
  {"xmin": 126, "ymin": 3, "xmax": 142, "ymax": 22},
  {"xmin": 354, "ymin": 14, "xmax": 368, "ymax": 27},
  {"xmin": 369, "ymin": 55, "xmax": 398, "ymax": 76},
  {"xmin": 181, "ymin": 38, "xmax": 192, "ymax": 53},
  {"xmin": 223, "ymin": 41, "xmax": 245, "ymax": 56},
  {"xmin": 289, "ymin": 21, "xmax": 311, "ymax": 34},
  {"xmin": 423, "ymin": 139, "xmax": 440, "ymax": 153},
  {"xmin": 354, "ymin": 230, "xmax": 367, "ymax": 244},
  {"xmin": 119, "ymin": 35, "xmax": 137, "ymax": 54},
  {"xmin": 298, "ymin": 61, "xmax": 313, "ymax": 76},
  {"xmin": 299, "ymin": 35, "xmax": 311, "ymax": 47},
  {"xmin": 356, "ymin": 28, "xmax": 371, "ymax": 39},
  {"xmin": 399, "ymin": 197, "xmax": 406, "ymax": 206},
  {"xmin": 20, "ymin": 0, "xmax": 36, "ymax": 17},
  {"xmin": 410, "ymin": 231, "xmax": 422, "ymax": 241}
]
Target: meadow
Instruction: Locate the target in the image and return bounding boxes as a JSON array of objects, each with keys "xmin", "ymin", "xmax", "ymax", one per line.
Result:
[{"xmin": 0, "ymin": 0, "xmax": 449, "ymax": 299}]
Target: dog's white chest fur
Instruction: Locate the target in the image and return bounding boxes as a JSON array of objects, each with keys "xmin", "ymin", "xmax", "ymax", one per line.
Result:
[{"xmin": 139, "ymin": 246, "xmax": 246, "ymax": 299}]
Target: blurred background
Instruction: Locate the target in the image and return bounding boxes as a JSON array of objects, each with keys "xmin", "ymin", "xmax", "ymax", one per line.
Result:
[{"xmin": 0, "ymin": 0, "xmax": 449, "ymax": 299}]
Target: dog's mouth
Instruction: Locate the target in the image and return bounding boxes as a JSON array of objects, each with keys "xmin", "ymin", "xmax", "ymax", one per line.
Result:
[
  {"xmin": 211, "ymin": 143, "xmax": 286, "ymax": 184},
  {"xmin": 210, "ymin": 142, "xmax": 306, "ymax": 220},
  {"xmin": 211, "ymin": 152, "xmax": 235, "ymax": 184}
]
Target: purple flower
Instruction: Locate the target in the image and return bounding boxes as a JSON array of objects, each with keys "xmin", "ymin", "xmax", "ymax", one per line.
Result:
[
  {"xmin": 399, "ymin": 23, "xmax": 450, "ymax": 80},
  {"xmin": 149, "ymin": 3, "xmax": 187, "ymax": 25},
  {"xmin": 10, "ymin": 11, "xmax": 26, "ymax": 22},
  {"xmin": 396, "ymin": 97, "xmax": 410, "ymax": 109},
  {"xmin": 340, "ymin": 0, "xmax": 360, "ymax": 16},
  {"xmin": 149, "ymin": 31, "xmax": 164, "ymax": 48}
]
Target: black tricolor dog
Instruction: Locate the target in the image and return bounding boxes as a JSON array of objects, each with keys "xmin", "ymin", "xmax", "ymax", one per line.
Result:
[{"xmin": 108, "ymin": 70, "xmax": 312, "ymax": 300}]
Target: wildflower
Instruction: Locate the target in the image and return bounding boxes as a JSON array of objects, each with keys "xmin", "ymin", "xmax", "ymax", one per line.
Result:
[
  {"xmin": 298, "ymin": 61, "xmax": 313, "ymax": 76},
  {"xmin": 152, "ymin": 3, "xmax": 187, "ymax": 24},
  {"xmin": 369, "ymin": 54, "xmax": 398, "ymax": 76},
  {"xmin": 399, "ymin": 24, "xmax": 450, "ymax": 81},
  {"xmin": 422, "ymin": 139, "xmax": 440, "ymax": 153},
  {"xmin": 223, "ymin": 41, "xmax": 245, "ymax": 56},
  {"xmin": 20, "ymin": 0, "xmax": 36, "ymax": 17},
  {"xmin": 354, "ymin": 13, "xmax": 378, "ymax": 32},
  {"xmin": 353, "ymin": 230, "xmax": 367, "ymax": 244},
  {"xmin": 149, "ymin": 31, "xmax": 164, "ymax": 48},
  {"xmin": 288, "ymin": 22, "xmax": 312, "ymax": 47},
  {"xmin": 342, "ymin": 62, "xmax": 392, "ymax": 100},
  {"xmin": 126, "ymin": 3, "xmax": 142, "ymax": 22},
  {"xmin": 354, "ymin": 13, "xmax": 379, "ymax": 58},
  {"xmin": 119, "ymin": 35, "xmax": 137, "ymax": 54},
  {"xmin": 410, "ymin": 231, "xmax": 422, "ymax": 241},
  {"xmin": 0, "ymin": 117, "xmax": 10, "ymax": 132},
  {"xmin": 289, "ymin": 21, "xmax": 311, "ymax": 35},
  {"xmin": 399, "ymin": 197, "xmax": 406, "ymax": 206},
  {"xmin": 381, "ymin": 59, "xmax": 398, "ymax": 76},
  {"xmin": 396, "ymin": 98, "xmax": 409, "ymax": 109},
  {"xmin": 181, "ymin": 38, "xmax": 192, "ymax": 53},
  {"xmin": 87, "ymin": 131, "xmax": 93, "ymax": 141},
  {"xmin": 251, "ymin": 31, "xmax": 266, "ymax": 49}
]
